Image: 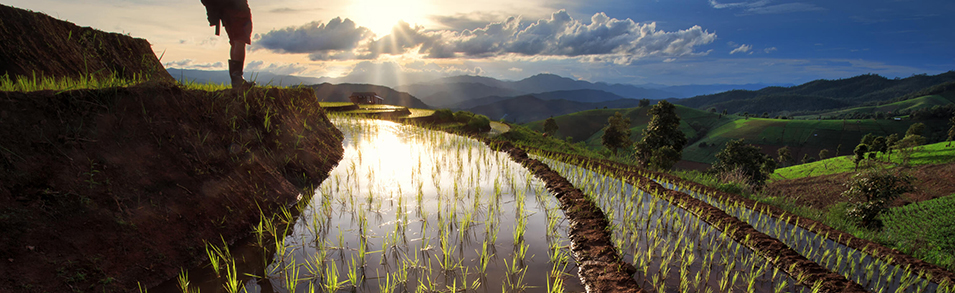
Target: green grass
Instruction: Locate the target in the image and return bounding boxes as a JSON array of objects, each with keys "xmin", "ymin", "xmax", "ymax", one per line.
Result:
[
  {"xmin": 879, "ymin": 193, "xmax": 955, "ymax": 271},
  {"xmin": 1, "ymin": 72, "xmax": 149, "ymax": 92},
  {"xmin": 772, "ymin": 141, "xmax": 955, "ymax": 180},
  {"xmin": 0, "ymin": 72, "xmax": 272, "ymax": 93},
  {"xmin": 318, "ymin": 102, "xmax": 356, "ymax": 108}
]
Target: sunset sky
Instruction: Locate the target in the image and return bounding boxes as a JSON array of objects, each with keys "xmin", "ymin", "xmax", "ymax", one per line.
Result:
[{"xmin": 6, "ymin": 0, "xmax": 954, "ymax": 86}]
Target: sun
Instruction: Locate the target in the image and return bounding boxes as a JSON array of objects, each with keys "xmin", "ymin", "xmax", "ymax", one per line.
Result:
[{"xmin": 348, "ymin": 0, "xmax": 431, "ymax": 37}]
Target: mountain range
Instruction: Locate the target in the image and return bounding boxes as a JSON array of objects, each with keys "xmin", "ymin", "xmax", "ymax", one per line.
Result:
[
  {"xmin": 674, "ymin": 72, "xmax": 955, "ymax": 115},
  {"xmin": 396, "ymin": 73, "xmax": 783, "ymax": 107}
]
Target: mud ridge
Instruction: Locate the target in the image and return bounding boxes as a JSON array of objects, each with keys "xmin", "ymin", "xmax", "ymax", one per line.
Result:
[{"xmin": 481, "ymin": 140, "xmax": 644, "ymax": 293}]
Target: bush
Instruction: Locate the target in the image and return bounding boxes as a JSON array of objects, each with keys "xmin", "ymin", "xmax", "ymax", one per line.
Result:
[
  {"xmin": 434, "ymin": 109, "xmax": 454, "ymax": 122},
  {"xmin": 841, "ymin": 170, "xmax": 914, "ymax": 229},
  {"xmin": 465, "ymin": 114, "xmax": 491, "ymax": 132},
  {"xmin": 453, "ymin": 111, "xmax": 474, "ymax": 123}
]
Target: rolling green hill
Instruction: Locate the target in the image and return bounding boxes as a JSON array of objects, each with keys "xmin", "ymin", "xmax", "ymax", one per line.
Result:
[
  {"xmin": 771, "ymin": 141, "xmax": 955, "ymax": 180},
  {"xmin": 526, "ymin": 104, "xmax": 947, "ymax": 167},
  {"xmin": 795, "ymin": 92, "xmax": 955, "ymax": 119},
  {"xmin": 673, "ymin": 72, "xmax": 955, "ymax": 115}
]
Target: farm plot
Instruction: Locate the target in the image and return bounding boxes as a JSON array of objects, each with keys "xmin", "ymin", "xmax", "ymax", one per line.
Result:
[
  {"xmin": 537, "ymin": 156, "xmax": 812, "ymax": 293},
  {"xmin": 251, "ymin": 116, "xmax": 581, "ymax": 292},
  {"xmin": 650, "ymin": 177, "xmax": 950, "ymax": 293}
]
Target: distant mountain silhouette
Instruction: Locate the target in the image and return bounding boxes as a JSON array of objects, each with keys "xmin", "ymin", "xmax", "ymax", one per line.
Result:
[
  {"xmin": 451, "ymin": 89, "xmax": 629, "ymax": 109},
  {"xmin": 167, "ymin": 68, "xmax": 324, "ymax": 86},
  {"xmin": 675, "ymin": 71, "xmax": 955, "ymax": 115},
  {"xmin": 310, "ymin": 83, "xmax": 430, "ymax": 109},
  {"xmin": 404, "ymin": 82, "xmax": 525, "ymax": 108},
  {"xmin": 466, "ymin": 95, "xmax": 644, "ymax": 123},
  {"xmin": 401, "ymin": 73, "xmax": 678, "ymax": 108}
]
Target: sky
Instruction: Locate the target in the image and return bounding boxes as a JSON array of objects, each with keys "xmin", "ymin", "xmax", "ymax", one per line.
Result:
[{"xmin": 6, "ymin": 0, "xmax": 955, "ymax": 86}]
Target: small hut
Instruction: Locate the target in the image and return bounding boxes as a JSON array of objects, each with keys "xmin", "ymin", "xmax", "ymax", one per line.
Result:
[{"xmin": 348, "ymin": 92, "xmax": 384, "ymax": 105}]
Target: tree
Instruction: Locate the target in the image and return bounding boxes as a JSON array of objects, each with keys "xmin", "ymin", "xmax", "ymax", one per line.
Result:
[
  {"xmin": 777, "ymin": 146, "xmax": 794, "ymax": 167},
  {"xmin": 638, "ymin": 99, "xmax": 651, "ymax": 107},
  {"xmin": 818, "ymin": 149, "xmax": 830, "ymax": 160},
  {"xmin": 885, "ymin": 133, "xmax": 899, "ymax": 156},
  {"xmin": 872, "ymin": 136, "xmax": 887, "ymax": 159},
  {"xmin": 634, "ymin": 101, "xmax": 686, "ymax": 170},
  {"xmin": 801, "ymin": 153, "xmax": 814, "ymax": 164},
  {"xmin": 948, "ymin": 114, "xmax": 955, "ymax": 146},
  {"xmin": 601, "ymin": 112, "xmax": 632, "ymax": 156},
  {"xmin": 819, "ymin": 149, "xmax": 830, "ymax": 169},
  {"xmin": 711, "ymin": 139, "xmax": 777, "ymax": 188},
  {"xmin": 543, "ymin": 117, "xmax": 559, "ymax": 136},
  {"xmin": 906, "ymin": 122, "xmax": 926, "ymax": 137},
  {"xmin": 853, "ymin": 144, "xmax": 868, "ymax": 170},
  {"xmin": 861, "ymin": 133, "xmax": 877, "ymax": 147},
  {"xmin": 842, "ymin": 170, "xmax": 913, "ymax": 229}
]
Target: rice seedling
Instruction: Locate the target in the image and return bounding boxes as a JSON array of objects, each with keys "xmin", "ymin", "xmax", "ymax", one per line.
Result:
[{"xmin": 244, "ymin": 116, "xmax": 582, "ymax": 292}]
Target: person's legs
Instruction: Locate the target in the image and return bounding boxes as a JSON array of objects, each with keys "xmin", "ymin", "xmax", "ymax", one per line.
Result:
[
  {"xmin": 223, "ymin": 8, "xmax": 253, "ymax": 89},
  {"xmin": 230, "ymin": 42, "xmax": 246, "ymax": 66}
]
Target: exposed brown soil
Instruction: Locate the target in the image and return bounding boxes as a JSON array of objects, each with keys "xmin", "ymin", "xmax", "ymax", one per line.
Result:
[
  {"xmin": 485, "ymin": 141, "xmax": 644, "ymax": 293},
  {"xmin": 559, "ymin": 152, "xmax": 955, "ymax": 288},
  {"xmin": 0, "ymin": 4, "xmax": 172, "ymax": 82},
  {"xmin": 764, "ymin": 163, "xmax": 955, "ymax": 210},
  {"xmin": 0, "ymin": 84, "xmax": 344, "ymax": 292}
]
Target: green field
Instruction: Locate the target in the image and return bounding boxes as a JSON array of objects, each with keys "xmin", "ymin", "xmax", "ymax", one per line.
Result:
[
  {"xmin": 525, "ymin": 104, "xmax": 939, "ymax": 166},
  {"xmin": 772, "ymin": 141, "xmax": 955, "ymax": 180}
]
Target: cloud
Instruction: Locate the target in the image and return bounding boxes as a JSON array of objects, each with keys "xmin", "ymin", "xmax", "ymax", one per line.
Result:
[
  {"xmin": 730, "ymin": 44, "xmax": 752, "ymax": 54},
  {"xmin": 429, "ymin": 11, "xmax": 512, "ymax": 31},
  {"xmin": 764, "ymin": 47, "xmax": 778, "ymax": 53},
  {"xmin": 268, "ymin": 7, "xmax": 321, "ymax": 14},
  {"xmin": 709, "ymin": 0, "xmax": 824, "ymax": 14},
  {"xmin": 245, "ymin": 61, "xmax": 308, "ymax": 75},
  {"xmin": 163, "ymin": 59, "xmax": 223, "ymax": 69},
  {"xmin": 252, "ymin": 17, "xmax": 375, "ymax": 54},
  {"xmin": 255, "ymin": 10, "xmax": 717, "ymax": 64}
]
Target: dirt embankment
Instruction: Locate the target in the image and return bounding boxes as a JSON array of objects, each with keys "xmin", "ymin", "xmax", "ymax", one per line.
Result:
[
  {"xmin": 485, "ymin": 141, "xmax": 643, "ymax": 293},
  {"xmin": 0, "ymin": 4, "xmax": 172, "ymax": 82},
  {"xmin": 764, "ymin": 163, "xmax": 955, "ymax": 210},
  {"xmin": 0, "ymin": 84, "xmax": 344, "ymax": 292}
]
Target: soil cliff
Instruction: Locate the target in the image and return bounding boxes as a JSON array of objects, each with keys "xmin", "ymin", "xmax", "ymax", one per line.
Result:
[
  {"xmin": 0, "ymin": 4, "xmax": 172, "ymax": 82},
  {"xmin": 0, "ymin": 84, "xmax": 344, "ymax": 292},
  {"xmin": 0, "ymin": 4, "xmax": 344, "ymax": 292}
]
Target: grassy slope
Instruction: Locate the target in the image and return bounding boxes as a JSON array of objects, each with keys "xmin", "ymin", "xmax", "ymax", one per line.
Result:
[
  {"xmin": 772, "ymin": 141, "xmax": 955, "ymax": 180},
  {"xmin": 526, "ymin": 105, "xmax": 935, "ymax": 166},
  {"xmin": 796, "ymin": 93, "xmax": 955, "ymax": 119}
]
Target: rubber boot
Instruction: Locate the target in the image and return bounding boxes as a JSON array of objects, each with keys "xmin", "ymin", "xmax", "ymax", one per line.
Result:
[{"xmin": 228, "ymin": 60, "xmax": 255, "ymax": 90}]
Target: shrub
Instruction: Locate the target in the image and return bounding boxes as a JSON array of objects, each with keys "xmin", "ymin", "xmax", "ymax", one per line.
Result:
[
  {"xmin": 453, "ymin": 111, "xmax": 474, "ymax": 123},
  {"xmin": 434, "ymin": 109, "xmax": 454, "ymax": 122},
  {"xmin": 841, "ymin": 170, "xmax": 914, "ymax": 229},
  {"xmin": 465, "ymin": 114, "xmax": 491, "ymax": 132}
]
